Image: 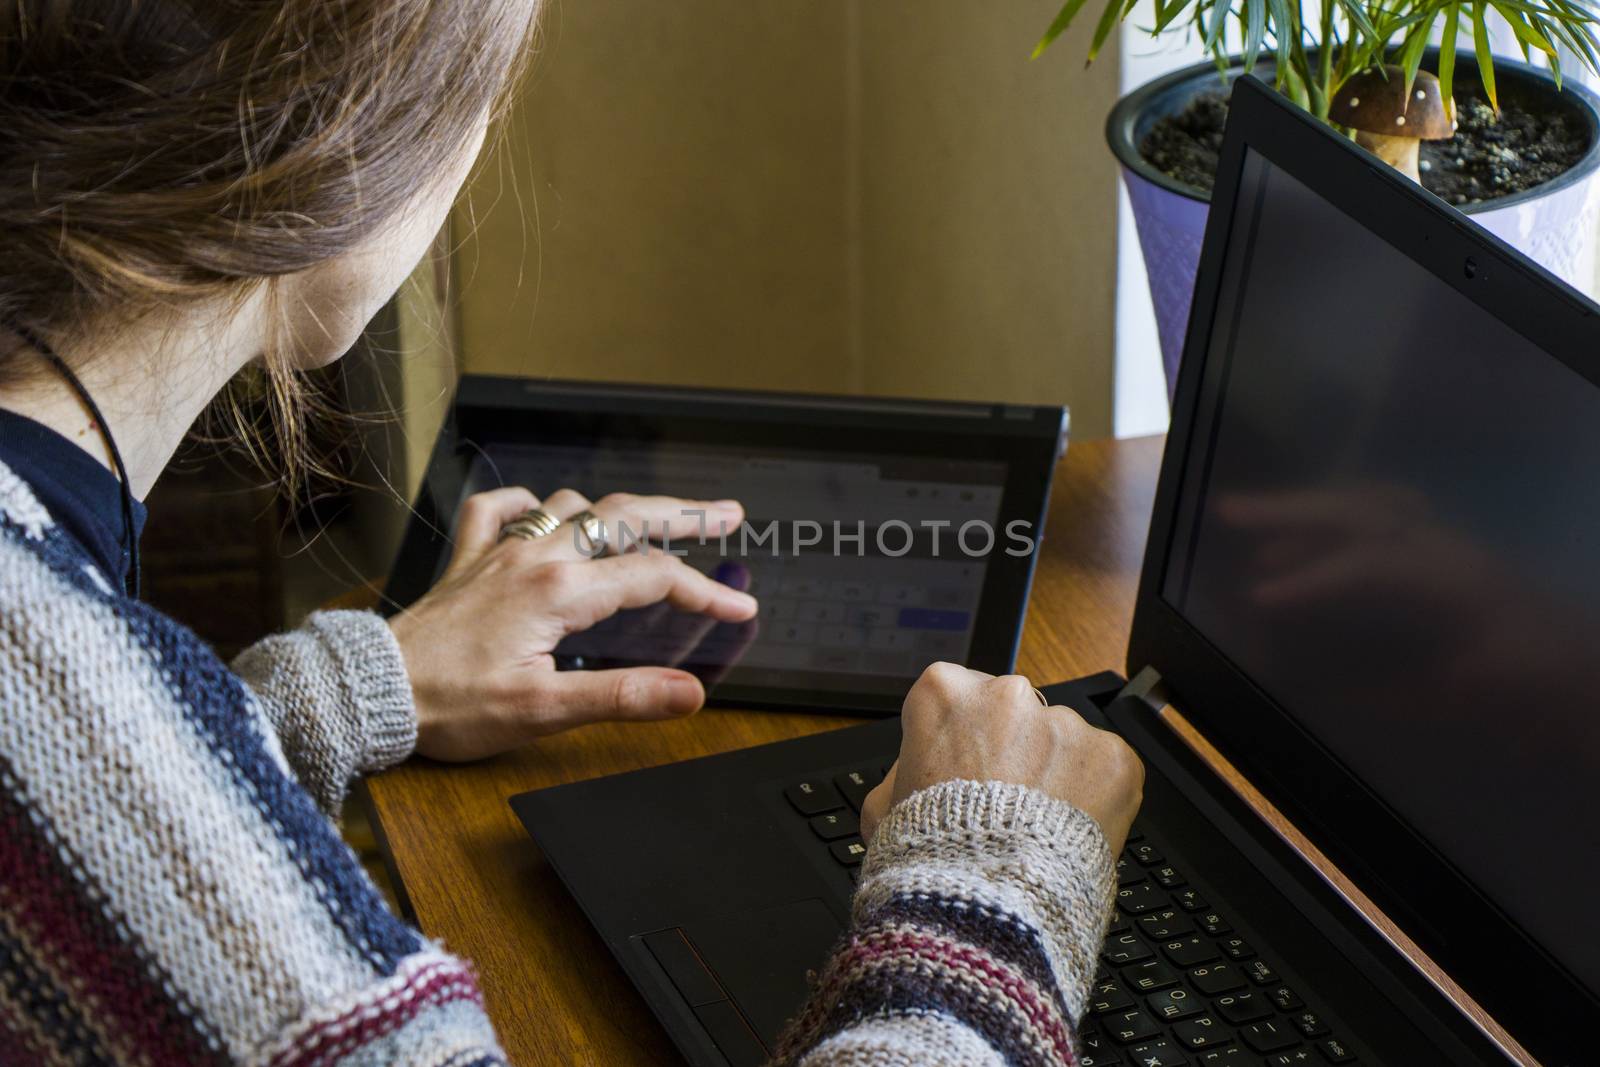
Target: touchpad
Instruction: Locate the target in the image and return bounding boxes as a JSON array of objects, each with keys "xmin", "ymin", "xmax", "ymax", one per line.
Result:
[{"xmin": 684, "ymin": 898, "xmax": 842, "ymax": 1047}]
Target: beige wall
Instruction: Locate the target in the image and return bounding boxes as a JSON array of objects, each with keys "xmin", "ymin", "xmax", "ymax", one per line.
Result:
[{"xmin": 452, "ymin": 0, "xmax": 1121, "ymax": 436}]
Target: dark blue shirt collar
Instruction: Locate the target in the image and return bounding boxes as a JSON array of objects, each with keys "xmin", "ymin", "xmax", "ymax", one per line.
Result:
[{"xmin": 0, "ymin": 407, "xmax": 146, "ymax": 590}]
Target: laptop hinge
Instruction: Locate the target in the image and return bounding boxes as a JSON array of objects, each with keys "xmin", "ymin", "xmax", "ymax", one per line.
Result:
[{"xmin": 1115, "ymin": 665, "xmax": 1171, "ymax": 713}]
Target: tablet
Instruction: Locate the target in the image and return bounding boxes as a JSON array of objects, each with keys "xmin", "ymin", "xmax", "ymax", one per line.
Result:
[{"xmin": 384, "ymin": 377, "xmax": 1067, "ymax": 715}]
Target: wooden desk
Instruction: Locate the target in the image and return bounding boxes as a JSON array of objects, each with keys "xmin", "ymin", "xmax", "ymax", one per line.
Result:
[
  {"xmin": 363, "ymin": 435, "xmax": 1162, "ymax": 1065},
  {"xmin": 361, "ymin": 434, "xmax": 1526, "ymax": 1065}
]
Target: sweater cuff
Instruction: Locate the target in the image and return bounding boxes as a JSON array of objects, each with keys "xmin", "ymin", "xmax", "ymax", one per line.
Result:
[
  {"xmin": 857, "ymin": 778, "xmax": 1118, "ymax": 1019},
  {"xmin": 303, "ymin": 610, "xmax": 418, "ymax": 773}
]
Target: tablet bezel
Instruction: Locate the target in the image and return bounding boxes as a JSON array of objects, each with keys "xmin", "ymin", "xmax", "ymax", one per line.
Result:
[{"xmin": 384, "ymin": 376, "xmax": 1067, "ymax": 715}]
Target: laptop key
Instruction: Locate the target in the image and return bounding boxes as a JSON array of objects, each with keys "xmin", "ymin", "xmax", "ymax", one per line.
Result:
[
  {"xmin": 784, "ymin": 779, "xmax": 844, "ymax": 815},
  {"xmin": 1117, "ymin": 882, "xmax": 1166, "ymax": 914},
  {"xmin": 829, "ymin": 838, "xmax": 867, "ymax": 866},
  {"xmin": 1116, "ymin": 857, "xmax": 1144, "ymax": 886},
  {"xmin": 1171, "ymin": 1015, "xmax": 1233, "ymax": 1049},
  {"xmin": 1213, "ymin": 990, "xmax": 1273, "ymax": 1024},
  {"xmin": 1126, "ymin": 1037, "xmax": 1190, "ymax": 1066},
  {"xmin": 1172, "ymin": 888, "xmax": 1209, "ymax": 912},
  {"xmin": 1196, "ymin": 912, "xmax": 1231, "ymax": 936},
  {"xmin": 1268, "ymin": 985, "xmax": 1304, "ymax": 1011},
  {"xmin": 1188, "ymin": 962, "xmax": 1246, "ymax": 995},
  {"xmin": 1135, "ymin": 909, "xmax": 1192, "ymax": 940},
  {"xmin": 1080, "ymin": 1028, "xmax": 1124, "ymax": 1066},
  {"xmin": 1317, "ymin": 1037, "xmax": 1357, "ymax": 1063},
  {"xmin": 1243, "ymin": 959, "xmax": 1279, "ymax": 985},
  {"xmin": 1090, "ymin": 978, "xmax": 1134, "ymax": 1014},
  {"xmin": 1160, "ymin": 937, "xmax": 1219, "ymax": 968},
  {"xmin": 833, "ymin": 769, "xmax": 879, "ymax": 811},
  {"xmin": 1219, "ymin": 937, "xmax": 1254, "ymax": 960},
  {"xmin": 1291, "ymin": 1011, "xmax": 1330, "ymax": 1037},
  {"xmin": 1102, "ymin": 933, "xmax": 1154, "ymax": 966},
  {"xmin": 1240, "ymin": 1019, "xmax": 1300, "ymax": 1053},
  {"xmin": 1146, "ymin": 987, "xmax": 1202, "ymax": 1021},
  {"xmin": 1122, "ymin": 959, "xmax": 1181, "ymax": 992},
  {"xmin": 1195, "ymin": 1048, "xmax": 1250, "ymax": 1064},
  {"xmin": 1264, "ymin": 1052, "xmax": 1317, "ymax": 1066},
  {"xmin": 808, "ymin": 811, "xmax": 859, "ymax": 841},
  {"xmin": 1128, "ymin": 842, "xmax": 1164, "ymax": 866},
  {"xmin": 1152, "ymin": 865, "xmax": 1187, "ymax": 889},
  {"xmin": 1106, "ymin": 1009, "xmax": 1161, "ymax": 1044}
]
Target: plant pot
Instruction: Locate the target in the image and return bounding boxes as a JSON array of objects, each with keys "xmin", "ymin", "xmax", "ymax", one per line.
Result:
[{"xmin": 1107, "ymin": 51, "xmax": 1600, "ymax": 402}]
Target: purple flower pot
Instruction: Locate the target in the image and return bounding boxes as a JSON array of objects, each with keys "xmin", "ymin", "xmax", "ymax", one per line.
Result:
[{"xmin": 1107, "ymin": 53, "xmax": 1600, "ymax": 403}]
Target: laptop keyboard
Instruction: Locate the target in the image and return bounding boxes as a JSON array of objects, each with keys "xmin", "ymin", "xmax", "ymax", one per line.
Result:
[{"xmin": 782, "ymin": 764, "xmax": 1364, "ymax": 1066}]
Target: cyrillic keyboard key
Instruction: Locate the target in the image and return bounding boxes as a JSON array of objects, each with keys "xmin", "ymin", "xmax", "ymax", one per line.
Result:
[
  {"xmin": 1213, "ymin": 990, "xmax": 1273, "ymax": 1024},
  {"xmin": 1102, "ymin": 933, "xmax": 1153, "ymax": 966},
  {"xmin": 1105, "ymin": 1009, "xmax": 1161, "ymax": 1044},
  {"xmin": 1160, "ymin": 936, "xmax": 1219, "ymax": 967},
  {"xmin": 1152, "ymin": 865, "xmax": 1187, "ymax": 889},
  {"xmin": 1123, "ymin": 959, "xmax": 1181, "ymax": 992},
  {"xmin": 1126, "ymin": 1037, "xmax": 1190, "ymax": 1066},
  {"xmin": 1128, "ymin": 842, "xmax": 1165, "ymax": 866},
  {"xmin": 1317, "ymin": 1037, "xmax": 1357, "ymax": 1063},
  {"xmin": 1292, "ymin": 1011, "xmax": 1330, "ymax": 1037},
  {"xmin": 1240, "ymin": 1019, "xmax": 1300, "ymax": 1053},
  {"xmin": 1264, "ymin": 1052, "xmax": 1318, "ymax": 1066},
  {"xmin": 1196, "ymin": 912, "xmax": 1231, "ymax": 936},
  {"xmin": 1268, "ymin": 985, "xmax": 1304, "ymax": 1011},
  {"xmin": 1146, "ymin": 987, "xmax": 1203, "ymax": 1021},
  {"xmin": 1244, "ymin": 959, "xmax": 1279, "ymax": 985},
  {"xmin": 1116, "ymin": 881, "xmax": 1166, "ymax": 914},
  {"xmin": 1220, "ymin": 937, "xmax": 1254, "ymax": 960},
  {"xmin": 1172, "ymin": 1015, "xmax": 1233, "ymax": 1049},
  {"xmin": 1136, "ymin": 909, "xmax": 1193, "ymax": 940},
  {"xmin": 1188, "ymin": 962, "xmax": 1246, "ymax": 995},
  {"xmin": 1090, "ymin": 978, "xmax": 1134, "ymax": 1015}
]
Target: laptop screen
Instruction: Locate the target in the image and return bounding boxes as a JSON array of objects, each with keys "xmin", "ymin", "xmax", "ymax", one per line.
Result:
[
  {"xmin": 455, "ymin": 441, "xmax": 1007, "ymax": 697},
  {"xmin": 1161, "ymin": 148, "xmax": 1600, "ymax": 995}
]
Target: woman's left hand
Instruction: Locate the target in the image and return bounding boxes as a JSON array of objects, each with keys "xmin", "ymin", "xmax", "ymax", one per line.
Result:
[{"xmin": 387, "ymin": 486, "xmax": 756, "ymax": 761}]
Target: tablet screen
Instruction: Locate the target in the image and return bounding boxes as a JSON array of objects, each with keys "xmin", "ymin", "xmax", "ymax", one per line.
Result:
[{"xmin": 458, "ymin": 440, "xmax": 1017, "ymax": 697}]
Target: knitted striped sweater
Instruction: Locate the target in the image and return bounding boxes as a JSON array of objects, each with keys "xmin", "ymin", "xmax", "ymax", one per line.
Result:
[{"xmin": 0, "ymin": 455, "xmax": 1115, "ymax": 1065}]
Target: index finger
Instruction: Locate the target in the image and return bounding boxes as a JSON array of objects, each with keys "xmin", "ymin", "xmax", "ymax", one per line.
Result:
[{"xmin": 545, "ymin": 554, "xmax": 759, "ymax": 634}]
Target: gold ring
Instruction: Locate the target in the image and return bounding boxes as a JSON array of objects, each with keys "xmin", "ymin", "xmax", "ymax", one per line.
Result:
[
  {"xmin": 1033, "ymin": 687, "xmax": 1049, "ymax": 707},
  {"xmin": 498, "ymin": 507, "xmax": 561, "ymax": 542},
  {"xmin": 564, "ymin": 509, "xmax": 608, "ymax": 556}
]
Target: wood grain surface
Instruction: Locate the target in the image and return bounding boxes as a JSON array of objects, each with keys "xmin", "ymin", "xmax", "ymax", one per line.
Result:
[{"xmin": 361, "ymin": 434, "xmax": 1526, "ymax": 1065}]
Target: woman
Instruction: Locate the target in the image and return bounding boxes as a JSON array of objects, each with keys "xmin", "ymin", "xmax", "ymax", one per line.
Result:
[{"xmin": 0, "ymin": 3, "xmax": 1141, "ymax": 1064}]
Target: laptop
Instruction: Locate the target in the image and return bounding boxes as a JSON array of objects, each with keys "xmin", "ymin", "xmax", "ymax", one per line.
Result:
[
  {"xmin": 506, "ymin": 73, "xmax": 1599, "ymax": 1067},
  {"xmin": 385, "ymin": 377, "xmax": 1068, "ymax": 714}
]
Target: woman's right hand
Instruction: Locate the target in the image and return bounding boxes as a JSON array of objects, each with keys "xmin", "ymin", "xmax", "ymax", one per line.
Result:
[{"xmin": 860, "ymin": 663, "xmax": 1145, "ymax": 854}]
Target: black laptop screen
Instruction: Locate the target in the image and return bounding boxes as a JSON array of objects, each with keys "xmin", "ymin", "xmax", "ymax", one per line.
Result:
[{"xmin": 1162, "ymin": 149, "xmax": 1600, "ymax": 995}]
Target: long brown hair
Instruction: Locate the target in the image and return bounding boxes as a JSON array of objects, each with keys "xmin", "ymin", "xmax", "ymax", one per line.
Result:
[{"xmin": 0, "ymin": 0, "xmax": 540, "ymax": 494}]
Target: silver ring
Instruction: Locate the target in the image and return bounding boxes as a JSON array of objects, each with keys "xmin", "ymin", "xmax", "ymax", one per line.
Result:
[
  {"xmin": 499, "ymin": 507, "xmax": 561, "ymax": 542},
  {"xmin": 564, "ymin": 509, "xmax": 608, "ymax": 557},
  {"xmin": 1033, "ymin": 687, "xmax": 1049, "ymax": 707}
]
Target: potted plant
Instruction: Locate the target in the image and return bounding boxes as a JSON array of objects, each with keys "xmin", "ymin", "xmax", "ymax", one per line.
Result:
[{"xmin": 1035, "ymin": 0, "xmax": 1600, "ymax": 399}]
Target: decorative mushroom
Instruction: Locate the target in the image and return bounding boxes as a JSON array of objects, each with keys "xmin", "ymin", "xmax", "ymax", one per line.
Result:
[{"xmin": 1328, "ymin": 66, "xmax": 1456, "ymax": 182}]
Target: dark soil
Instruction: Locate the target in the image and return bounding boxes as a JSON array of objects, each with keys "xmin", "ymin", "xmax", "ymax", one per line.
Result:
[{"xmin": 1139, "ymin": 84, "xmax": 1589, "ymax": 205}]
